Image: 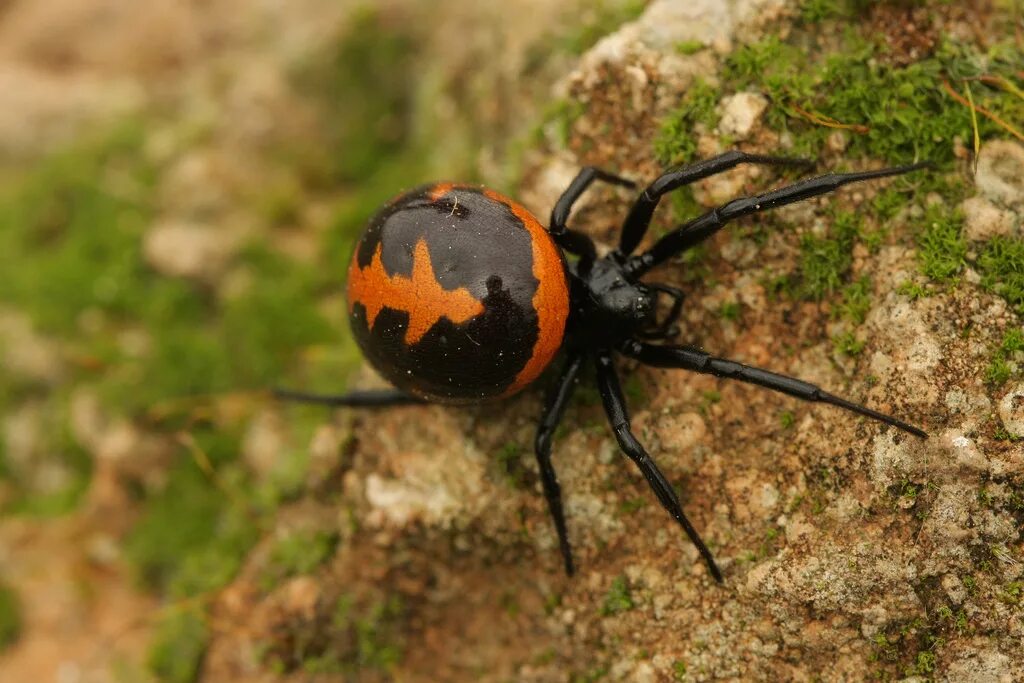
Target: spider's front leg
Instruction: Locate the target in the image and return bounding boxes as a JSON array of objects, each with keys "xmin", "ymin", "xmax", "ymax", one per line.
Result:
[
  {"xmin": 594, "ymin": 351, "xmax": 723, "ymax": 582},
  {"xmin": 617, "ymin": 150, "xmax": 813, "ymax": 256},
  {"xmin": 627, "ymin": 161, "xmax": 930, "ymax": 277}
]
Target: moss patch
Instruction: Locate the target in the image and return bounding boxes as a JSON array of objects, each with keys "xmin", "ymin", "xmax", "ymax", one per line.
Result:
[
  {"xmin": 125, "ymin": 450, "xmax": 260, "ymax": 597},
  {"xmin": 979, "ymin": 236, "xmax": 1024, "ymax": 314},
  {"xmin": 654, "ymin": 79, "xmax": 720, "ymax": 165},
  {"xmin": 560, "ymin": 0, "xmax": 646, "ymax": 56},
  {"xmin": 985, "ymin": 328, "xmax": 1024, "ymax": 386},
  {"xmin": 260, "ymin": 529, "xmax": 339, "ymax": 590},
  {"xmin": 719, "ymin": 30, "xmax": 1021, "ymax": 165},
  {"xmin": 600, "ymin": 575, "xmax": 635, "ymax": 615},
  {"xmin": 147, "ymin": 606, "xmax": 209, "ymax": 683},
  {"xmin": 0, "ymin": 583, "xmax": 21, "ymax": 651},
  {"xmin": 798, "ymin": 210, "xmax": 862, "ymax": 299},
  {"xmin": 917, "ymin": 203, "xmax": 967, "ymax": 281},
  {"xmin": 264, "ymin": 593, "xmax": 405, "ymax": 675}
]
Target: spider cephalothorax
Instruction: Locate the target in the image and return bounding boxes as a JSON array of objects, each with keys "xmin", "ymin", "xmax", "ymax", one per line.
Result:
[{"xmin": 278, "ymin": 150, "xmax": 930, "ymax": 582}]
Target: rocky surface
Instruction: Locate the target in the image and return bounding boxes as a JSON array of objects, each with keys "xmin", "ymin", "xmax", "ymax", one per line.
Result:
[{"xmin": 206, "ymin": 1, "xmax": 1023, "ymax": 681}]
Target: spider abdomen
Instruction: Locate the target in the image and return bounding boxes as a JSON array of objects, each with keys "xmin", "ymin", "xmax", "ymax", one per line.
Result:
[{"xmin": 347, "ymin": 184, "xmax": 569, "ymax": 402}]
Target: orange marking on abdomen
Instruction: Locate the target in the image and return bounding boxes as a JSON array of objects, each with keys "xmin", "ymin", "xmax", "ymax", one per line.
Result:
[
  {"xmin": 483, "ymin": 189, "xmax": 569, "ymax": 396},
  {"xmin": 428, "ymin": 183, "xmax": 460, "ymax": 201},
  {"xmin": 348, "ymin": 240, "xmax": 484, "ymax": 346}
]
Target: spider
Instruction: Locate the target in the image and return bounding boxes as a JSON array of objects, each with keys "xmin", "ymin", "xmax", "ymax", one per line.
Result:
[{"xmin": 277, "ymin": 150, "xmax": 930, "ymax": 582}]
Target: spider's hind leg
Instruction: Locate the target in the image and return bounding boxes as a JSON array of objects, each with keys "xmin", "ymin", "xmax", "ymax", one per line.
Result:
[
  {"xmin": 620, "ymin": 340, "xmax": 928, "ymax": 438},
  {"xmin": 594, "ymin": 351, "xmax": 723, "ymax": 582},
  {"xmin": 533, "ymin": 353, "xmax": 586, "ymax": 576}
]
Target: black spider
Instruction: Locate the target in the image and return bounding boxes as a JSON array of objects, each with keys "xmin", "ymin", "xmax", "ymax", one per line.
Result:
[{"xmin": 278, "ymin": 150, "xmax": 930, "ymax": 582}]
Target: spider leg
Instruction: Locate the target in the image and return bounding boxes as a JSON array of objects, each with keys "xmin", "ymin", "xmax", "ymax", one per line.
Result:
[
  {"xmin": 626, "ymin": 162, "xmax": 930, "ymax": 277},
  {"xmin": 620, "ymin": 340, "xmax": 928, "ymax": 437},
  {"xmin": 595, "ymin": 351, "xmax": 723, "ymax": 582},
  {"xmin": 618, "ymin": 150, "xmax": 813, "ymax": 256},
  {"xmin": 550, "ymin": 166, "xmax": 636, "ymax": 269},
  {"xmin": 534, "ymin": 353, "xmax": 586, "ymax": 576},
  {"xmin": 273, "ymin": 387, "xmax": 426, "ymax": 407}
]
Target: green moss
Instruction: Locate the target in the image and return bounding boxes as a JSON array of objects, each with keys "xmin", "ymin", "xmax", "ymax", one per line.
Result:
[
  {"xmin": 672, "ymin": 660, "xmax": 688, "ymax": 679},
  {"xmin": 600, "ymin": 575, "xmax": 635, "ymax": 615},
  {"xmin": 535, "ymin": 98, "xmax": 587, "ymax": 149},
  {"xmin": 984, "ymin": 327, "xmax": 1023, "ymax": 386},
  {"xmin": 654, "ymin": 79, "xmax": 720, "ymax": 165},
  {"xmin": 571, "ymin": 665, "xmax": 611, "ymax": 683},
  {"xmin": 294, "ymin": 8, "xmax": 418, "ymax": 184},
  {"xmin": 1001, "ymin": 581, "xmax": 1022, "ymax": 605},
  {"xmin": 698, "ymin": 389, "xmax": 722, "ymax": 415},
  {"xmin": 560, "ymin": 0, "xmax": 646, "ymax": 55},
  {"xmin": 907, "ymin": 650, "xmax": 936, "ymax": 676},
  {"xmin": 780, "ymin": 410, "xmax": 796, "ymax": 429},
  {"xmin": 897, "ymin": 280, "xmax": 929, "ymax": 300},
  {"xmin": 917, "ymin": 204, "xmax": 966, "ymax": 282},
  {"xmin": 147, "ymin": 606, "xmax": 208, "ymax": 683},
  {"xmin": 618, "ymin": 498, "xmax": 646, "ymax": 515},
  {"xmin": 0, "ymin": 583, "xmax": 21, "ymax": 651},
  {"xmin": 0, "ymin": 125, "xmax": 156, "ymax": 337},
  {"xmin": 798, "ymin": 211, "xmax": 861, "ymax": 299},
  {"xmin": 125, "ymin": 449, "xmax": 259, "ymax": 597},
  {"xmin": 624, "ymin": 374, "xmax": 648, "ymax": 404},
  {"xmin": 0, "ymin": 119, "xmax": 347, "ymax": 431},
  {"xmin": 719, "ymin": 301, "xmax": 741, "ymax": 320},
  {"xmin": 721, "ymin": 29, "xmax": 1022, "ymax": 166},
  {"xmin": 496, "ymin": 442, "xmax": 527, "ymax": 488},
  {"xmin": 834, "ymin": 331, "xmax": 866, "ymax": 356},
  {"xmin": 872, "ymin": 187, "xmax": 907, "ymax": 221},
  {"xmin": 675, "ymin": 40, "xmax": 704, "ymax": 55},
  {"xmin": 985, "ymin": 356, "xmax": 1013, "ymax": 385},
  {"xmin": 953, "ymin": 609, "xmax": 969, "ymax": 635},
  {"xmin": 837, "ymin": 275, "xmax": 872, "ymax": 324},
  {"xmin": 1, "ymin": 398, "xmax": 93, "ymax": 517},
  {"xmin": 267, "ymin": 594, "xmax": 404, "ymax": 674},
  {"xmin": 221, "ymin": 247, "xmax": 336, "ymax": 385},
  {"xmin": 979, "ymin": 236, "xmax": 1024, "ymax": 314},
  {"xmin": 798, "ymin": 0, "xmax": 855, "ymax": 23},
  {"xmin": 261, "ymin": 530, "xmax": 339, "ymax": 589}
]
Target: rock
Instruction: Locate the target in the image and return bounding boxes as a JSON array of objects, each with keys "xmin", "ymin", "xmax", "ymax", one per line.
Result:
[
  {"xmin": 242, "ymin": 409, "xmax": 287, "ymax": 479},
  {"xmin": 143, "ymin": 219, "xmax": 237, "ymax": 281},
  {"xmin": 940, "ymin": 573, "xmax": 967, "ymax": 605},
  {"xmin": 939, "ymin": 430, "xmax": 988, "ymax": 473},
  {"xmin": 944, "ymin": 648, "xmax": 1015, "ymax": 683},
  {"xmin": 159, "ymin": 150, "xmax": 238, "ymax": 216},
  {"xmin": 961, "ymin": 196, "xmax": 1016, "ymax": 241},
  {"xmin": 585, "ymin": 0, "xmax": 788, "ymax": 62},
  {"xmin": 826, "ymin": 130, "xmax": 848, "ymax": 153},
  {"xmin": 975, "ymin": 140, "xmax": 1024, "ymax": 208},
  {"xmin": 718, "ymin": 91, "xmax": 768, "ymax": 138},
  {"xmin": 997, "ymin": 383, "xmax": 1024, "ymax": 437},
  {"xmin": 0, "ymin": 309, "xmax": 64, "ymax": 385},
  {"xmin": 0, "ymin": 65, "xmax": 143, "ymax": 157}
]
